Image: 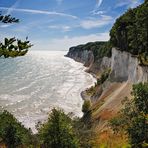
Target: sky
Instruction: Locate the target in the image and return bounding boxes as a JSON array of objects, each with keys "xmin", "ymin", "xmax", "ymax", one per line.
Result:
[{"xmin": 0, "ymin": 0, "xmax": 144, "ymax": 50}]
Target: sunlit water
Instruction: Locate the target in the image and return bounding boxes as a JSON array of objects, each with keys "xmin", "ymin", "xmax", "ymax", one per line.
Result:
[{"xmin": 0, "ymin": 51, "xmax": 96, "ymax": 133}]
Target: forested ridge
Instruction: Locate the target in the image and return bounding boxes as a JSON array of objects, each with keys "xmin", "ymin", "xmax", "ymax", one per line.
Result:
[{"xmin": 69, "ymin": 41, "xmax": 112, "ymax": 61}]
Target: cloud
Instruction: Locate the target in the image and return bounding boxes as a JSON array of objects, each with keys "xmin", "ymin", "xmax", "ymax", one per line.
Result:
[
  {"xmin": 91, "ymin": 10, "xmax": 105, "ymax": 15},
  {"xmin": 48, "ymin": 25, "xmax": 71, "ymax": 32},
  {"xmin": 116, "ymin": 0, "xmax": 141, "ymax": 8},
  {"xmin": 91, "ymin": 0, "xmax": 104, "ymax": 17},
  {"xmin": 0, "ymin": 24, "xmax": 12, "ymax": 28},
  {"xmin": 96, "ymin": 0, "xmax": 103, "ymax": 7},
  {"xmin": 56, "ymin": 0, "xmax": 63, "ymax": 5},
  {"xmin": 5, "ymin": 0, "xmax": 20, "ymax": 15},
  {"xmin": 32, "ymin": 32, "xmax": 109, "ymax": 50},
  {"xmin": 80, "ymin": 15, "xmax": 113, "ymax": 29},
  {"xmin": 0, "ymin": 7, "xmax": 78, "ymax": 19}
]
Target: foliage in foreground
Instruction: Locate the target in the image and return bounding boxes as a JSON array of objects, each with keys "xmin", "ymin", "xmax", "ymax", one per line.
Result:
[
  {"xmin": 0, "ymin": 37, "xmax": 33, "ymax": 58},
  {"xmin": 0, "ymin": 13, "xmax": 19, "ymax": 23},
  {"xmin": 0, "ymin": 108, "xmax": 95, "ymax": 148},
  {"xmin": 110, "ymin": 83, "xmax": 148, "ymax": 148},
  {"xmin": 0, "ymin": 110, "xmax": 33, "ymax": 147},
  {"xmin": 0, "ymin": 13, "xmax": 32, "ymax": 58},
  {"xmin": 38, "ymin": 108, "xmax": 79, "ymax": 148}
]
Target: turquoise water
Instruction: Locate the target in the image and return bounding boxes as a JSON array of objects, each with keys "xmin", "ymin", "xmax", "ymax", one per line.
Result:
[{"xmin": 0, "ymin": 51, "xmax": 95, "ymax": 132}]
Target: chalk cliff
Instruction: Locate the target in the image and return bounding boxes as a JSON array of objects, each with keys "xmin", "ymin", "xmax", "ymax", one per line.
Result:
[
  {"xmin": 66, "ymin": 47, "xmax": 148, "ymax": 83},
  {"xmin": 66, "ymin": 46, "xmax": 148, "ymax": 132},
  {"xmin": 110, "ymin": 48, "xmax": 148, "ymax": 83}
]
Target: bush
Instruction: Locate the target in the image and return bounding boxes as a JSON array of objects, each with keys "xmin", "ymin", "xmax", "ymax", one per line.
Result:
[
  {"xmin": 82, "ymin": 100, "xmax": 91, "ymax": 115},
  {"xmin": 97, "ymin": 69, "xmax": 111, "ymax": 85}
]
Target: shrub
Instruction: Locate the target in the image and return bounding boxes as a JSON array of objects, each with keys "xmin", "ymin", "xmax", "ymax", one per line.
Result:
[
  {"xmin": 82, "ymin": 100, "xmax": 91, "ymax": 115},
  {"xmin": 97, "ymin": 69, "xmax": 111, "ymax": 85}
]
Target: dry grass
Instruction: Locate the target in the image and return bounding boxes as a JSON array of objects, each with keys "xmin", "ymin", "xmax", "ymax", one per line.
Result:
[
  {"xmin": 90, "ymin": 129, "xmax": 130, "ymax": 148},
  {"xmin": 87, "ymin": 82, "xmax": 133, "ymax": 147}
]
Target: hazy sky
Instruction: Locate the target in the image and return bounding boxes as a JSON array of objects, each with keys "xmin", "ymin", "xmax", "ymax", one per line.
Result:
[{"xmin": 0, "ymin": 0, "xmax": 144, "ymax": 50}]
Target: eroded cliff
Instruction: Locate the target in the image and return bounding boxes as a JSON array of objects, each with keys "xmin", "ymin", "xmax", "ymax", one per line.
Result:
[
  {"xmin": 110, "ymin": 48, "xmax": 148, "ymax": 83},
  {"xmin": 66, "ymin": 46, "xmax": 148, "ymax": 133}
]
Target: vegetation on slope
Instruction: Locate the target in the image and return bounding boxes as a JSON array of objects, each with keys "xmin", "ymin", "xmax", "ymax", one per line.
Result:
[
  {"xmin": 110, "ymin": 0, "xmax": 148, "ymax": 65},
  {"xmin": 86, "ymin": 68, "xmax": 111, "ymax": 100},
  {"xmin": 110, "ymin": 83, "xmax": 148, "ymax": 147},
  {"xmin": 0, "ymin": 13, "xmax": 32, "ymax": 58}
]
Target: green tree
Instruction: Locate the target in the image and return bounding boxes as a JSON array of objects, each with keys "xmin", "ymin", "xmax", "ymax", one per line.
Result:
[
  {"xmin": 0, "ymin": 110, "xmax": 33, "ymax": 148},
  {"xmin": 110, "ymin": 83, "xmax": 148, "ymax": 148},
  {"xmin": 110, "ymin": 0, "xmax": 148, "ymax": 65},
  {"xmin": 38, "ymin": 108, "xmax": 79, "ymax": 148}
]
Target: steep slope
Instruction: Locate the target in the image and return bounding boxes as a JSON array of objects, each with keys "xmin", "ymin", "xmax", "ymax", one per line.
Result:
[{"xmin": 66, "ymin": 1, "xmax": 148, "ymax": 146}]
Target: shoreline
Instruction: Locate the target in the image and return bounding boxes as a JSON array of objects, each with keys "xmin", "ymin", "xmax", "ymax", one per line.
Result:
[{"xmin": 65, "ymin": 55, "xmax": 97, "ymax": 102}]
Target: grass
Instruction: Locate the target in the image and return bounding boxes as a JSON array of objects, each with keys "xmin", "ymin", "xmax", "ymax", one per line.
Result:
[{"xmin": 93, "ymin": 130, "xmax": 130, "ymax": 148}]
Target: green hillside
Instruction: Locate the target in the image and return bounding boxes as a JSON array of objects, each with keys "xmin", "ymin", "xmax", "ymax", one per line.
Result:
[{"xmin": 110, "ymin": 0, "xmax": 148, "ymax": 65}]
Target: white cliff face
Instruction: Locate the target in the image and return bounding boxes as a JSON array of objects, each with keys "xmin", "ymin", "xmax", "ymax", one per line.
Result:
[
  {"xmin": 67, "ymin": 47, "xmax": 148, "ymax": 83},
  {"xmin": 110, "ymin": 48, "xmax": 148, "ymax": 83},
  {"xmin": 88, "ymin": 57, "xmax": 111, "ymax": 76},
  {"xmin": 66, "ymin": 49, "xmax": 94, "ymax": 67}
]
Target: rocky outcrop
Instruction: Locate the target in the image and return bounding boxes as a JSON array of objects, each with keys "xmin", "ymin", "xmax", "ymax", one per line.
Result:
[
  {"xmin": 87, "ymin": 57, "xmax": 111, "ymax": 77},
  {"xmin": 66, "ymin": 47, "xmax": 94, "ymax": 67},
  {"xmin": 110, "ymin": 48, "xmax": 148, "ymax": 83}
]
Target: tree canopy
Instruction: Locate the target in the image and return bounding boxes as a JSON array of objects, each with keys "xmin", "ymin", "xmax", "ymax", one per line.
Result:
[
  {"xmin": 110, "ymin": 1, "xmax": 148, "ymax": 65},
  {"xmin": 69, "ymin": 41, "xmax": 112, "ymax": 61},
  {"xmin": 38, "ymin": 108, "xmax": 79, "ymax": 148}
]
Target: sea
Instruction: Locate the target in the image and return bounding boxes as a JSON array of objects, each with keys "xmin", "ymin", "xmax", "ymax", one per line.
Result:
[{"xmin": 0, "ymin": 51, "xmax": 96, "ymax": 133}]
